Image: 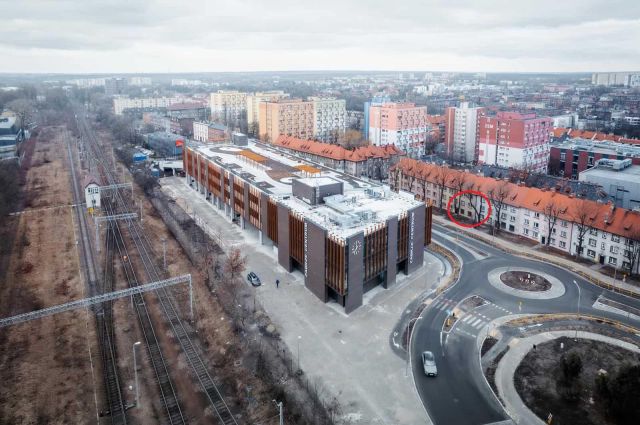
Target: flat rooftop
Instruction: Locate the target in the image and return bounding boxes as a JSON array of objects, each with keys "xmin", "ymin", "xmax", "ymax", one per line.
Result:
[
  {"xmin": 189, "ymin": 141, "xmax": 421, "ymax": 239},
  {"xmin": 553, "ymin": 138, "xmax": 640, "ymax": 158},
  {"xmin": 581, "ymin": 164, "xmax": 640, "ymax": 181}
]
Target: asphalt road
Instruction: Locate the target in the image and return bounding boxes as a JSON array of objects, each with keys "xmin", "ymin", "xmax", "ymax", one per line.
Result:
[{"xmin": 411, "ymin": 222, "xmax": 640, "ymax": 425}]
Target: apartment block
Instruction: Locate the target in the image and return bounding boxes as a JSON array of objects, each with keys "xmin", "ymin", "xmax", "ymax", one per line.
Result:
[
  {"xmin": 184, "ymin": 142, "xmax": 431, "ymax": 313},
  {"xmin": 193, "ymin": 121, "xmax": 227, "ymax": 143},
  {"xmin": 368, "ymin": 102, "xmax": 428, "ymax": 159},
  {"xmin": 210, "ymin": 90, "xmax": 248, "ymax": 123},
  {"xmin": 258, "ymin": 99, "xmax": 316, "ymax": 143},
  {"xmin": 113, "ymin": 96, "xmax": 182, "ymax": 115},
  {"xmin": 477, "ymin": 111, "xmax": 552, "ymax": 174},
  {"xmin": 393, "ymin": 158, "xmax": 640, "ymax": 274},
  {"xmin": 310, "ymin": 97, "xmax": 346, "ymax": 142},
  {"xmin": 444, "ymin": 102, "xmax": 484, "ymax": 163},
  {"xmin": 246, "ymin": 91, "xmax": 289, "ymax": 127}
]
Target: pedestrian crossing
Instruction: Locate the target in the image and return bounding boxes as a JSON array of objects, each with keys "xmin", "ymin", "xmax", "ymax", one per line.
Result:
[{"xmin": 429, "ymin": 297, "xmax": 457, "ymax": 312}]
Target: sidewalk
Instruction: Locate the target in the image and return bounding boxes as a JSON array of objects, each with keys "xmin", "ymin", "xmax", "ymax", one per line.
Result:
[
  {"xmin": 434, "ymin": 216, "xmax": 640, "ymax": 298},
  {"xmin": 161, "ymin": 177, "xmax": 443, "ymax": 424},
  {"xmin": 494, "ymin": 331, "xmax": 640, "ymax": 425}
]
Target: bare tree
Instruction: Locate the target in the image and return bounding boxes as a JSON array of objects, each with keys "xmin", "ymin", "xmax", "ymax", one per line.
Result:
[
  {"xmin": 543, "ymin": 200, "xmax": 562, "ymax": 246},
  {"xmin": 338, "ymin": 129, "xmax": 367, "ymax": 149},
  {"xmin": 464, "ymin": 182, "xmax": 484, "ymax": 224},
  {"xmin": 623, "ymin": 230, "xmax": 640, "ymax": 276},
  {"xmin": 571, "ymin": 199, "xmax": 599, "ymax": 257},
  {"xmin": 451, "ymin": 171, "xmax": 468, "ymax": 215},
  {"xmin": 224, "ymin": 247, "xmax": 247, "ymax": 281},
  {"xmin": 434, "ymin": 167, "xmax": 454, "ymax": 211},
  {"xmin": 487, "ymin": 181, "xmax": 512, "ymax": 234}
]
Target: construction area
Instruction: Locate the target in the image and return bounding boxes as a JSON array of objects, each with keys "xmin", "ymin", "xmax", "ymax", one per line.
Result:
[{"xmin": 0, "ymin": 108, "xmax": 344, "ymax": 425}]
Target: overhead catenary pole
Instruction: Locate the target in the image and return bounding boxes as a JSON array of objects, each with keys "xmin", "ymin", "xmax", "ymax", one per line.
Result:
[{"xmin": 133, "ymin": 341, "xmax": 141, "ymax": 408}]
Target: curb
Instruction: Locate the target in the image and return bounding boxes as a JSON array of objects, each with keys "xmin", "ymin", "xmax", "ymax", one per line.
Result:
[{"xmin": 434, "ymin": 217, "xmax": 640, "ymax": 300}]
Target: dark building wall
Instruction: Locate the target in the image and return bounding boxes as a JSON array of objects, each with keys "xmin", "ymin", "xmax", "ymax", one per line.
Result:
[
  {"xmin": 317, "ymin": 181, "xmax": 344, "ymax": 201},
  {"xmin": 305, "ymin": 220, "xmax": 328, "ymax": 302},
  {"xmin": 407, "ymin": 205, "xmax": 425, "ymax": 274},
  {"xmin": 259, "ymin": 192, "xmax": 269, "ymax": 238},
  {"xmin": 277, "ymin": 204, "xmax": 291, "ymax": 271},
  {"xmin": 292, "ymin": 179, "xmax": 343, "ymax": 205},
  {"xmin": 345, "ymin": 233, "xmax": 365, "ymax": 314},
  {"xmin": 385, "ymin": 216, "xmax": 398, "ymax": 288}
]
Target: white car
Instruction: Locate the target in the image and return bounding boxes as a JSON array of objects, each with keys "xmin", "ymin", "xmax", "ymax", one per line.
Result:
[{"xmin": 422, "ymin": 351, "xmax": 437, "ymax": 377}]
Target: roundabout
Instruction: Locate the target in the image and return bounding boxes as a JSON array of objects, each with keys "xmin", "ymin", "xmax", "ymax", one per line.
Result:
[{"xmin": 488, "ymin": 266, "xmax": 565, "ymax": 299}]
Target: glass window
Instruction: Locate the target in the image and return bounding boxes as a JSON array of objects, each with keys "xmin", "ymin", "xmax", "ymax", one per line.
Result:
[
  {"xmin": 610, "ymin": 246, "xmax": 619, "ymax": 254},
  {"xmin": 608, "ymin": 257, "xmax": 617, "ymax": 265},
  {"xmin": 588, "ymin": 239, "xmax": 597, "ymax": 247},
  {"xmin": 611, "ymin": 235, "xmax": 620, "ymax": 243},
  {"xmin": 587, "ymin": 249, "xmax": 596, "ymax": 258},
  {"xmin": 560, "ymin": 241, "xmax": 566, "ymax": 248}
]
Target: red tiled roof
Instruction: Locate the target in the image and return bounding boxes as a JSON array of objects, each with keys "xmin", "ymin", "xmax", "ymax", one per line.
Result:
[
  {"xmin": 275, "ymin": 136, "xmax": 404, "ymax": 162},
  {"xmin": 392, "ymin": 158, "xmax": 640, "ymax": 239}
]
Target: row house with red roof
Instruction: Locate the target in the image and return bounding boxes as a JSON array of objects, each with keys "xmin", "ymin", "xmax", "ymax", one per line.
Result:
[{"xmin": 391, "ymin": 158, "xmax": 640, "ymax": 274}]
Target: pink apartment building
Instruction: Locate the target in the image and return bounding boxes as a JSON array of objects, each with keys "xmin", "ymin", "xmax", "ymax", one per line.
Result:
[{"xmin": 368, "ymin": 102, "xmax": 428, "ymax": 158}]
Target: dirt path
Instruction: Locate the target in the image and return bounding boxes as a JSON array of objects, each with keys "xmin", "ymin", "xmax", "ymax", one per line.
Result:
[{"xmin": 0, "ymin": 126, "xmax": 99, "ymax": 424}]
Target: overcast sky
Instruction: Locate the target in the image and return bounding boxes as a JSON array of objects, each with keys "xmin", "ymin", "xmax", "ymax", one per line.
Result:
[{"xmin": 1, "ymin": 0, "xmax": 639, "ymax": 74}]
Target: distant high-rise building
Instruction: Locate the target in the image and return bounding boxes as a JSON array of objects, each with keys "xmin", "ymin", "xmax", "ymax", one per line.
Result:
[
  {"xmin": 477, "ymin": 111, "xmax": 552, "ymax": 173},
  {"xmin": 363, "ymin": 95, "xmax": 391, "ymax": 141},
  {"xmin": 258, "ymin": 99, "xmax": 315, "ymax": 143},
  {"xmin": 246, "ymin": 91, "xmax": 289, "ymax": 127},
  {"xmin": 310, "ymin": 97, "xmax": 346, "ymax": 142},
  {"xmin": 258, "ymin": 97, "xmax": 345, "ymax": 143},
  {"xmin": 591, "ymin": 72, "xmax": 640, "ymax": 87},
  {"xmin": 368, "ymin": 102, "xmax": 428, "ymax": 158},
  {"xmin": 128, "ymin": 76, "xmax": 152, "ymax": 86},
  {"xmin": 210, "ymin": 90, "xmax": 248, "ymax": 124},
  {"xmin": 105, "ymin": 77, "xmax": 128, "ymax": 96},
  {"xmin": 444, "ymin": 102, "xmax": 484, "ymax": 163}
]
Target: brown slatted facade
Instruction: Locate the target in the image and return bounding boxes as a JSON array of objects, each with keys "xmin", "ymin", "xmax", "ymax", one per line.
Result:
[
  {"xmin": 289, "ymin": 213, "xmax": 305, "ymax": 267},
  {"xmin": 267, "ymin": 198, "xmax": 278, "ymax": 245},
  {"xmin": 208, "ymin": 163, "xmax": 221, "ymax": 197},
  {"xmin": 223, "ymin": 171, "xmax": 230, "ymax": 204},
  {"xmin": 397, "ymin": 214, "xmax": 409, "ymax": 261},
  {"xmin": 198, "ymin": 155, "xmax": 207, "ymax": 186},
  {"xmin": 248, "ymin": 187, "xmax": 261, "ymax": 228},
  {"xmin": 233, "ymin": 179, "xmax": 244, "ymax": 216},
  {"xmin": 364, "ymin": 225, "xmax": 388, "ymax": 281},
  {"xmin": 325, "ymin": 237, "xmax": 346, "ymax": 295}
]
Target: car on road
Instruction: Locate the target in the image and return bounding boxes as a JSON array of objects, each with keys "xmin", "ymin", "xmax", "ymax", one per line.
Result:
[
  {"xmin": 247, "ymin": 272, "xmax": 261, "ymax": 287},
  {"xmin": 422, "ymin": 351, "xmax": 437, "ymax": 377}
]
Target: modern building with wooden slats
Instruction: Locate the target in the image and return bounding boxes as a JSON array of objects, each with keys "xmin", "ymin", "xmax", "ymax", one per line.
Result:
[{"xmin": 184, "ymin": 141, "xmax": 432, "ymax": 313}]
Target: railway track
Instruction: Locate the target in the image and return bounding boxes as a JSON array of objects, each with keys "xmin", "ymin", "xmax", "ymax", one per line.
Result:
[
  {"xmin": 74, "ymin": 106, "xmax": 239, "ymax": 425},
  {"xmin": 65, "ymin": 130, "xmax": 127, "ymax": 424}
]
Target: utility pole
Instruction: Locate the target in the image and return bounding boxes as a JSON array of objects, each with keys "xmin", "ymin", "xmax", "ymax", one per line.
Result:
[
  {"xmin": 573, "ymin": 280, "xmax": 581, "ymax": 340},
  {"xmin": 162, "ymin": 238, "xmax": 167, "ymax": 272},
  {"xmin": 273, "ymin": 400, "xmax": 283, "ymax": 425},
  {"xmin": 133, "ymin": 341, "xmax": 141, "ymax": 408}
]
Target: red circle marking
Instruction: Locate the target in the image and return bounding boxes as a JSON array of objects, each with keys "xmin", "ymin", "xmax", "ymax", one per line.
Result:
[{"xmin": 446, "ymin": 190, "xmax": 492, "ymax": 228}]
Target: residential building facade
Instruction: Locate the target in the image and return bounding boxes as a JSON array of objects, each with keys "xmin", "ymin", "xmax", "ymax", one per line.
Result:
[
  {"xmin": 477, "ymin": 111, "xmax": 552, "ymax": 174},
  {"xmin": 368, "ymin": 102, "xmax": 428, "ymax": 159},
  {"xmin": 444, "ymin": 102, "xmax": 484, "ymax": 163},
  {"xmin": 258, "ymin": 99, "xmax": 316, "ymax": 143},
  {"xmin": 113, "ymin": 96, "xmax": 181, "ymax": 115},
  {"xmin": 210, "ymin": 90, "xmax": 248, "ymax": 123},
  {"xmin": 311, "ymin": 97, "xmax": 346, "ymax": 142},
  {"xmin": 392, "ymin": 158, "xmax": 640, "ymax": 274},
  {"xmin": 274, "ymin": 135, "xmax": 404, "ymax": 180},
  {"xmin": 193, "ymin": 121, "xmax": 227, "ymax": 143},
  {"xmin": 246, "ymin": 91, "xmax": 289, "ymax": 127}
]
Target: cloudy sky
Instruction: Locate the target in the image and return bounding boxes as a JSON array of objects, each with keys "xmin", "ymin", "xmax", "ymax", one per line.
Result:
[{"xmin": 1, "ymin": 0, "xmax": 639, "ymax": 74}]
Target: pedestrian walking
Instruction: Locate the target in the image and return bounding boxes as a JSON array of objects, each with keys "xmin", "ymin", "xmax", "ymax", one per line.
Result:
[{"xmin": 276, "ymin": 279, "xmax": 280, "ymax": 288}]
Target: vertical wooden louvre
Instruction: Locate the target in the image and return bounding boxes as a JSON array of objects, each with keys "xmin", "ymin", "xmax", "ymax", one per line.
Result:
[{"xmin": 325, "ymin": 237, "xmax": 346, "ymax": 295}]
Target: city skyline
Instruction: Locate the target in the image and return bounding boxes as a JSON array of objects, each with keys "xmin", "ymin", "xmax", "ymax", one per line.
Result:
[{"xmin": 1, "ymin": 0, "xmax": 639, "ymax": 74}]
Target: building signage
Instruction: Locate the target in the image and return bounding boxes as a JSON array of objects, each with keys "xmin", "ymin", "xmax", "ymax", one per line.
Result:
[
  {"xmin": 304, "ymin": 221, "xmax": 308, "ymax": 277},
  {"xmin": 409, "ymin": 211, "xmax": 415, "ymax": 264}
]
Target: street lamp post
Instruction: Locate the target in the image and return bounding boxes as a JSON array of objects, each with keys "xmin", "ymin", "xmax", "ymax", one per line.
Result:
[
  {"xmin": 573, "ymin": 280, "xmax": 581, "ymax": 340},
  {"xmin": 133, "ymin": 341, "xmax": 141, "ymax": 408},
  {"xmin": 297, "ymin": 336, "xmax": 302, "ymax": 372},
  {"xmin": 273, "ymin": 400, "xmax": 284, "ymax": 425},
  {"xmin": 405, "ymin": 317, "xmax": 422, "ymax": 377}
]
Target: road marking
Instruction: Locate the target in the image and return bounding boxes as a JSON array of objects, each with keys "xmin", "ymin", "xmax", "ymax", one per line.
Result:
[
  {"xmin": 470, "ymin": 318, "xmax": 482, "ymax": 327},
  {"xmin": 462, "ymin": 315, "xmax": 471, "ymax": 323},
  {"xmin": 472, "ymin": 320, "xmax": 485, "ymax": 329}
]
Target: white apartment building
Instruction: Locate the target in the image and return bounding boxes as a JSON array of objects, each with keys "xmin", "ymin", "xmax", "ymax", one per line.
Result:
[
  {"xmin": 445, "ymin": 102, "xmax": 484, "ymax": 163},
  {"xmin": 113, "ymin": 96, "xmax": 182, "ymax": 115},
  {"xmin": 310, "ymin": 97, "xmax": 346, "ymax": 142},
  {"xmin": 394, "ymin": 159, "xmax": 640, "ymax": 274},
  {"xmin": 210, "ymin": 90, "xmax": 247, "ymax": 123},
  {"xmin": 246, "ymin": 91, "xmax": 288, "ymax": 126}
]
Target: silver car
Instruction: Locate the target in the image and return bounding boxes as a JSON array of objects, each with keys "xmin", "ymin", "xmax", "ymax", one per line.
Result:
[{"xmin": 422, "ymin": 351, "xmax": 437, "ymax": 377}]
